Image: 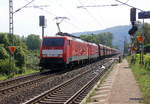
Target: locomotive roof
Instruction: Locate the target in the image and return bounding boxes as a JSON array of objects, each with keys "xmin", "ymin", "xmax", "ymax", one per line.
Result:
[
  {"xmin": 43, "ymin": 36, "xmax": 72, "ymax": 39},
  {"xmin": 43, "ymin": 36, "xmax": 88, "ymax": 43},
  {"xmin": 43, "ymin": 36, "xmax": 120, "ymax": 51}
]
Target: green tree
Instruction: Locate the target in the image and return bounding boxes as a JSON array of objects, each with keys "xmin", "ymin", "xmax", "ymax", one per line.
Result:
[
  {"xmin": 143, "ymin": 23, "xmax": 150, "ymax": 44},
  {"xmin": 80, "ymin": 32, "xmax": 113, "ymax": 47},
  {"xmin": 0, "ymin": 47, "xmax": 9, "ymax": 59},
  {"xmin": 80, "ymin": 34, "xmax": 97, "ymax": 43},
  {"xmin": 14, "ymin": 47, "xmax": 26, "ymax": 67},
  {"xmin": 96, "ymin": 32, "xmax": 113, "ymax": 47},
  {"xmin": 144, "ymin": 44, "xmax": 150, "ymax": 53},
  {"xmin": 26, "ymin": 34, "xmax": 41, "ymax": 50},
  {"xmin": 0, "ymin": 33, "xmax": 27, "ymax": 68},
  {"xmin": 0, "ymin": 33, "xmax": 9, "ymax": 47}
]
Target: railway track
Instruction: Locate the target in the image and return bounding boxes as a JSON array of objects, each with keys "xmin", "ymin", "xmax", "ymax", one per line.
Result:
[
  {"xmin": 0, "ymin": 74, "xmax": 51, "ymax": 95},
  {"xmin": 0, "ymin": 58, "xmax": 108, "ymax": 95},
  {"xmin": 0, "ymin": 62, "xmax": 96, "ymax": 103},
  {"xmin": 0, "ymin": 56, "xmax": 117, "ymax": 104},
  {"xmin": 0, "ymin": 71, "xmax": 48, "ymax": 90},
  {"xmin": 0, "ymin": 69, "xmax": 75, "ymax": 96},
  {"xmin": 23, "ymin": 59, "xmax": 114, "ymax": 104}
]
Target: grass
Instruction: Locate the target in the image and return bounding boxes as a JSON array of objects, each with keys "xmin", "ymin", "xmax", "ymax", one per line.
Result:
[
  {"xmin": 128, "ymin": 56, "xmax": 150, "ymax": 104},
  {"xmin": 14, "ymin": 68, "xmax": 39, "ymax": 77},
  {"xmin": 0, "ymin": 68, "xmax": 39, "ymax": 81},
  {"xmin": 0, "ymin": 74, "xmax": 8, "ymax": 80}
]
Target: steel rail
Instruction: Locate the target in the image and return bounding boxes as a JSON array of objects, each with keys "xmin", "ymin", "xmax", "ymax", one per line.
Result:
[
  {"xmin": 0, "ymin": 71, "xmax": 49, "ymax": 89},
  {"xmin": 23, "ymin": 59, "xmax": 114, "ymax": 104},
  {"xmin": 23, "ymin": 68, "xmax": 93, "ymax": 104},
  {"xmin": 0, "ymin": 71, "xmax": 56, "ymax": 95}
]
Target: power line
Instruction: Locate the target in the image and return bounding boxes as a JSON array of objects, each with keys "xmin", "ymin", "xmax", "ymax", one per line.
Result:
[
  {"xmin": 14, "ymin": 0, "xmax": 35, "ymax": 13},
  {"xmin": 53, "ymin": 0, "xmax": 86, "ymax": 31},
  {"xmin": 64, "ymin": 20, "xmax": 85, "ymax": 31},
  {"xmin": 77, "ymin": 0, "xmax": 131, "ymax": 8},
  {"xmin": 115, "ymin": 0, "xmax": 144, "ymax": 11},
  {"xmin": 23, "ymin": 0, "xmax": 57, "ymax": 16},
  {"xmin": 24, "ymin": 0, "xmax": 85, "ymax": 33},
  {"xmin": 77, "ymin": 0, "xmax": 104, "ymax": 28},
  {"xmin": 25, "ymin": 5, "xmax": 50, "ymax": 8},
  {"xmin": 124, "ymin": 0, "xmax": 130, "ymax": 3},
  {"xmin": 77, "ymin": 4, "xmax": 121, "ymax": 8},
  {"xmin": 25, "ymin": 5, "xmax": 57, "ymax": 16}
]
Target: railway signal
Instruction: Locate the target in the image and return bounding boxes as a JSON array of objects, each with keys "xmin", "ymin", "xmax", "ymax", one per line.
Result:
[
  {"xmin": 39, "ymin": 16, "xmax": 47, "ymax": 38},
  {"xmin": 130, "ymin": 8, "xmax": 136, "ymax": 25},
  {"xmin": 115, "ymin": 0, "xmax": 145, "ymax": 64},
  {"xmin": 137, "ymin": 35, "xmax": 144, "ymax": 43},
  {"xmin": 128, "ymin": 26, "xmax": 138, "ymax": 36}
]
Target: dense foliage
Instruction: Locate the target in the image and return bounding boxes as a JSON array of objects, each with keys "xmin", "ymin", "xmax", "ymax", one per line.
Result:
[
  {"xmin": 80, "ymin": 32, "xmax": 113, "ymax": 47},
  {"xmin": 143, "ymin": 23, "xmax": 150, "ymax": 45},
  {"xmin": 26, "ymin": 34, "xmax": 41, "ymax": 50},
  {"xmin": 135, "ymin": 54, "xmax": 150, "ymax": 71},
  {"xmin": 144, "ymin": 44, "xmax": 150, "ymax": 53},
  {"xmin": 0, "ymin": 33, "xmax": 41, "ymax": 76},
  {"xmin": 0, "ymin": 33, "xmax": 27, "ymax": 75},
  {"xmin": 137, "ymin": 23, "xmax": 150, "ymax": 45}
]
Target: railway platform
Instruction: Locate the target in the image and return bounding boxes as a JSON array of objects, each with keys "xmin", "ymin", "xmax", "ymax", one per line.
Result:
[{"xmin": 85, "ymin": 59, "xmax": 144, "ymax": 104}]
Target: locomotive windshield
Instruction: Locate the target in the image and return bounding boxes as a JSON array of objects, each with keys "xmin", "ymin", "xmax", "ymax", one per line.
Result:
[{"xmin": 43, "ymin": 38, "xmax": 64, "ymax": 47}]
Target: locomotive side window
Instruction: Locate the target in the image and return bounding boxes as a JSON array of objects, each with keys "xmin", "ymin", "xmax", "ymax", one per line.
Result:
[{"xmin": 43, "ymin": 38, "xmax": 64, "ymax": 46}]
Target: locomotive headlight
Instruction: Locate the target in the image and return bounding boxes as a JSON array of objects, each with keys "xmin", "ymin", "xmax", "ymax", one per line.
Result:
[
  {"xmin": 42, "ymin": 54, "xmax": 47, "ymax": 57},
  {"xmin": 58, "ymin": 54, "xmax": 63, "ymax": 57}
]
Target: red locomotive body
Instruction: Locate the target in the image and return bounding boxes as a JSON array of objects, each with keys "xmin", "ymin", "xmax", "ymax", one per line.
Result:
[
  {"xmin": 88, "ymin": 43, "xmax": 99, "ymax": 60},
  {"xmin": 98, "ymin": 44, "xmax": 104, "ymax": 57},
  {"xmin": 39, "ymin": 36, "xmax": 91, "ymax": 68},
  {"xmin": 39, "ymin": 34, "xmax": 120, "ymax": 69},
  {"xmin": 69, "ymin": 38, "xmax": 89, "ymax": 63}
]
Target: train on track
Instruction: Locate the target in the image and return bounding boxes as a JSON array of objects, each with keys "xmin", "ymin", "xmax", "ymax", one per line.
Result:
[{"xmin": 39, "ymin": 32, "xmax": 120, "ymax": 70}]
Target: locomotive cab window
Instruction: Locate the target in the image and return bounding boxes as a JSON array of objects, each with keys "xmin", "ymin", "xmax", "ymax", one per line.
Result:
[{"xmin": 43, "ymin": 38, "xmax": 64, "ymax": 47}]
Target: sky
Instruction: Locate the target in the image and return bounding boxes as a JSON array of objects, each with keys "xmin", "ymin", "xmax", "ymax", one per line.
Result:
[{"xmin": 0, "ymin": 0, "xmax": 150, "ymax": 37}]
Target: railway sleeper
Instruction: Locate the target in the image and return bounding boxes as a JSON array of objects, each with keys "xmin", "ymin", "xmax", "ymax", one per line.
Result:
[
  {"xmin": 39, "ymin": 100, "xmax": 64, "ymax": 104},
  {"xmin": 45, "ymin": 94, "xmax": 73, "ymax": 99},
  {"xmin": 40, "ymin": 99, "xmax": 69, "ymax": 103},
  {"xmin": 43, "ymin": 97, "xmax": 70, "ymax": 101}
]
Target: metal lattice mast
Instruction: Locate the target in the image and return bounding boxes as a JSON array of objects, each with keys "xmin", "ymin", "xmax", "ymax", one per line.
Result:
[{"xmin": 9, "ymin": 0, "xmax": 14, "ymax": 35}]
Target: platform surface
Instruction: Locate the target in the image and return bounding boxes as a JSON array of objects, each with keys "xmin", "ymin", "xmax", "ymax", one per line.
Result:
[{"xmin": 87, "ymin": 59, "xmax": 143, "ymax": 104}]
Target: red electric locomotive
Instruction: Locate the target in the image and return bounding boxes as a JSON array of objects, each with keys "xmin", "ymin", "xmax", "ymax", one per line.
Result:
[
  {"xmin": 39, "ymin": 35, "xmax": 92, "ymax": 69},
  {"xmin": 39, "ymin": 33, "xmax": 120, "ymax": 70}
]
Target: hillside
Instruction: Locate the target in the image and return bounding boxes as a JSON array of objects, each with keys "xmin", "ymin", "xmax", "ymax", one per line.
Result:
[{"xmin": 72, "ymin": 25, "xmax": 131, "ymax": 50}]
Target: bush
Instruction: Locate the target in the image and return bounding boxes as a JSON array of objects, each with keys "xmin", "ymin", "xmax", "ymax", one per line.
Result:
[
  {"xmin": 0, "ymin": 33, "xmax": 40, "ymax": 77},
  {"xmin": 144, "ymin": 44, "xmax": 150, "ymax": 53},
  {"xmin": 0, "ymin": 47, "xmax": 9, "ymax": 59},
  {"xmin": 26, "ymin": 34, "xmax": 41, "ymax": 50},
  {"xmin": 14, "ymin": 47, "xmax": 26, "ymax": 67},
  {"xmin": 0, "ymin": 33, "xmax": 28, "ymax": 68},
  {"xmin": 144, "ymin": 55, "xmax": 150, "ymax": 70},
  {"xmin": 0, "ymin": 59, "xmax": 18, "ymax": 75},
  {"xmin": 0, "ymin": 33, "xmax": 9, "ymax": 46},
  {"xmin": 134, "ymin": 54, "xmax": 150, "ymax": 71}
]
